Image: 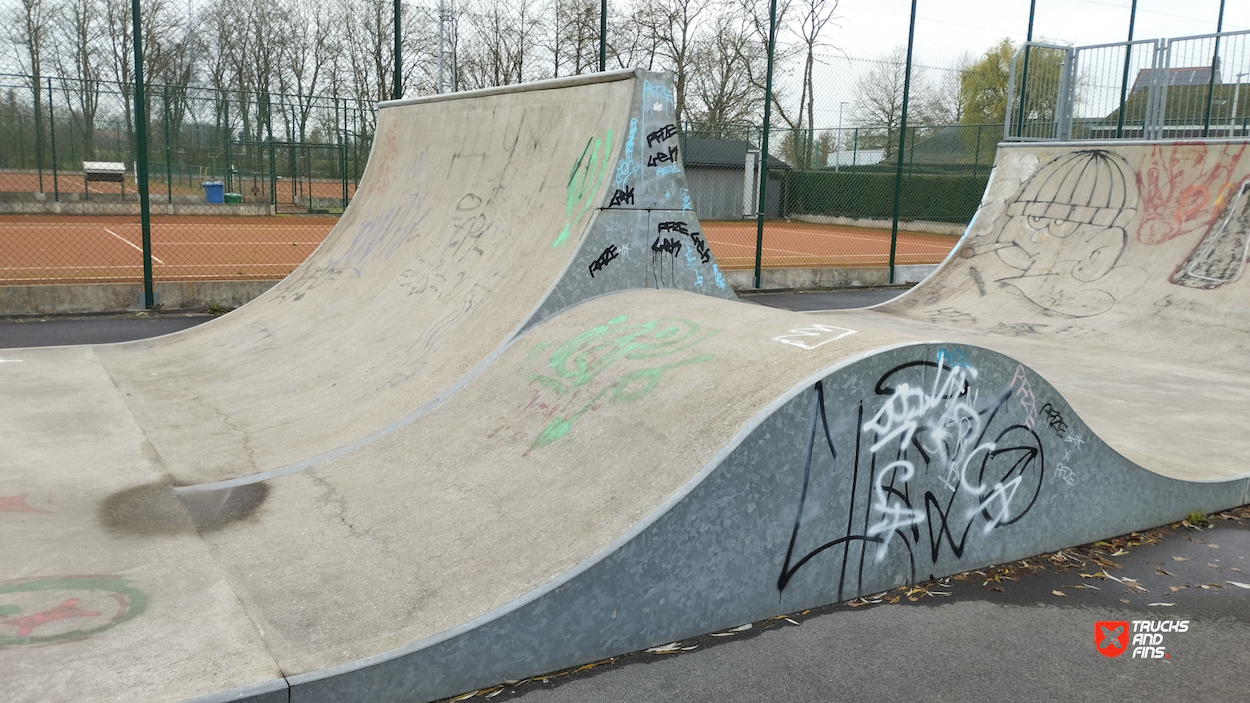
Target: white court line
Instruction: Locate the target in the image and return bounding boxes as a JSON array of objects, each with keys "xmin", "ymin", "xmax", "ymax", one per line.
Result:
[
  {"xmin": 704, "ymin": 230, "xmax": 955, "ymax": 250},
  {"xmin": 103, "ymin": 228, "xmax": 165, "ymax": 264}
]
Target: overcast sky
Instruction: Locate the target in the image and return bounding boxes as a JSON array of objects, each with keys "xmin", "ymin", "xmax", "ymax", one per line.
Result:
[{"xmin": 800, "ymin": 0, "xmax": 1250, "ymax": 126}]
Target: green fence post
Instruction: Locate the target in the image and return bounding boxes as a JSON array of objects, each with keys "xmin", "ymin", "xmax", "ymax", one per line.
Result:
[
  {"xmin": 753, "ymin": 0, "xmax": 781, "ymax": 290},
  {"xmin": 34, "ymin": 82, "xmax": 44, "ymax": 192},
  {"xmin": 224, "ymin": 97, "xmax": 233, "ymax": 193},
  {"xmin": 1202, "ymin": 0, "xmax": 1226, "ymax": 138},
  {"xmin": 889, "ymin": 0, "xmax": 919, "ymax": 284},
  {"xmin": 972, "ymin": 124, "xmax": 983, "ymax": 181},
  {"xmin": 1115, "ymin": 0, "xmax": 1138, "ymax": 139},
  {"xmin": 131, "ymin": 0, "xmax": 155, "ymax": 308},
  {"xmin": 47, "ymin": 77, "xmax": 59, "ymax": 201},
  {"xmin": 163, "ymin": 85, "xmax": 172, "ymax": 203},
  {"xmin": 340, "ymin": 97, "xmax": 348, "ymax": 209},
  {"xmin": 849, "ymin": 128, "xmax": 858, "ymax": 218}
]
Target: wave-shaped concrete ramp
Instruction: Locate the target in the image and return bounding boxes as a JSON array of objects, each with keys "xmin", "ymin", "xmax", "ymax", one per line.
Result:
[{"xmin": 2, "ymin": 84, "xmax": 1247, "ymax": 703}]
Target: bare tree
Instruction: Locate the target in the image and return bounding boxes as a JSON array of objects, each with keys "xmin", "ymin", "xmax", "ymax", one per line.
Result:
[
  {"xmin": 53, "ymin": 0, "xmax": 106, "ymax": 158},
  {"xmin": 789, "ymin": 0, "xmax": 838, "ymax": 168},
  {"xmin": 854, "ymin": 46, "xmax": 941, "ymax": 157},
  {"xmin": 546, "ymin": 0, "xmax": 599, "ymax": 77},
  {"xmin": 607, "ymin": 0, "xmax": 660, "ymax": 71},
  {"xmin": 686, "ymin": 12, "xmax": 765, "ymax": 129},
  {"xmin": 636, "ymin": 0, "xmax": 711, "ymax": 125},
  {"xmin": 281, "ymin": 0, "xmax": 340, "ymax": 142},
  {"xmin": 5, "ymin": 0, "xmax": 53, "ymax": 166},
  {"xmin": 458, "ymin": 0, "xmax": 546, "ymax": 89}
]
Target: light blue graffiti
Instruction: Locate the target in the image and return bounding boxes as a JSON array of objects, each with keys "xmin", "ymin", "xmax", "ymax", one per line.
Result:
[
  {"xmin": 683, "ymin": 246, "xmax": 704, "ymax": 286},
  {"xmin": 712, "ymin": 263, "xmax": 726, "ymax": 289},
  {"xmin": 656, "ymin": 165, "xmax": 681, "ymax": 176},
  {"xmin": 615, "ymin": 117, "xmax": 639, "ymax": 189},
  {"xmin": 680, "ymin": 188, "xmax": 693, "ymax": 211},
  {"xmin": 937, "ymin": 347, "xmax": 973, "ymax": 369},
  {"xmin": 642, "ymin": 80, "xmax": 675, "ymax": 115}
]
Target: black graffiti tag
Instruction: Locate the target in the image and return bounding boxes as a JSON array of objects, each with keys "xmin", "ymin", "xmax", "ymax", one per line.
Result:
[
  {"xmin": 652, "ymin": 236, "xmax": 682, "ymax": 256},
  {"xmin": 608, "ymin": 186, "xmax": 635, "ymax": 208},
  {"xmin": 688, "ymin": 230, "xmax": 711, "ymax": 264},
  {"xmin": 588, "ymin": 245, "xmax": 620, "ymax": 278},
  {"xmin": 657, "ymin": 221, "xmax": 689, "ymax": 235},
  {"xmin": 648, "ymin": 146, "xmax": 678, "ymax": 168},
  {"xmin": 1039, "ymin": 403, "xmax": 1068, "ymax": 436},
  {"xmin": 646, "ymin": 124, "xmax": 678, "ymax": 148}
]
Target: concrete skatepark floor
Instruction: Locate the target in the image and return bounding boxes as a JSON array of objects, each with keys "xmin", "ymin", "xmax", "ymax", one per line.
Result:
[{"xmin": 4, "ymin": 294, "xmax": 1247, "ymax": 703}]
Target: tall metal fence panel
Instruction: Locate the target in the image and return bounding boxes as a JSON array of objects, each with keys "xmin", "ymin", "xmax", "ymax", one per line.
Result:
[
  {"xmin": 1009, "ymin": 30, "xmax": 1250, "ymax": 143},
  {"xmin": 0, "ymin": 73, "xmax": 372, "ymax": 289}
]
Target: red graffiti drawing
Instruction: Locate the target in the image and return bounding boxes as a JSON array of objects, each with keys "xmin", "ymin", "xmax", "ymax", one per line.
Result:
[
  {"xmin": 0, "ymin": 495, "xmax": 52, "ymax": 514},
  {"xmin": 1, "ymin": 599, "xmax": 102, "ymax": 636},
  {"xmin": 1138, "ymin": 143, "xmax": 1247, "ymax": 245}
]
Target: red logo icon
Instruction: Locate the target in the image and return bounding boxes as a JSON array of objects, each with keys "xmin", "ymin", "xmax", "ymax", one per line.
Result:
[{"xmin": 1096, "ymin": 620, "xmax": 1129, "ymax": 658}]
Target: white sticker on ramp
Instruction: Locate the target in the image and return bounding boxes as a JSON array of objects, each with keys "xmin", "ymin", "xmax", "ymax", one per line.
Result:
[{"xmin": 773, "ymin": 325, "xmax": 857, "ymax": 350}]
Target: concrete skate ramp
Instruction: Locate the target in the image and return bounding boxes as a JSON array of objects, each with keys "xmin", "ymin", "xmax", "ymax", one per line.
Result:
[
  {"xmin": 823, "ymin": 140, "xmax": 1250, "ymax": 480},
  {"xmin": 4, "ymin": 134, "xmax": 1249, "ymax": 703},
  {"xmin": 92, "ymin": 68, "xmax": 733, "ymax": 488}
]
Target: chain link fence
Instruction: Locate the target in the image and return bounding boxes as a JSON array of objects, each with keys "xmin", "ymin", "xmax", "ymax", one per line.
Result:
[
  {"xmin": 5, "ymin": 0, "xmax": 1244, "ymax": 304},
  {"xmin": 0, "ymin": 72, "xmax": 371, "ymax": 288}
]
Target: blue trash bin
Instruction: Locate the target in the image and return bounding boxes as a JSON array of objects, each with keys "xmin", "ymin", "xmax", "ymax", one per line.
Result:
[{"xmin": 202, "ymin": 181, "xmax": 224, "ymax": 204}]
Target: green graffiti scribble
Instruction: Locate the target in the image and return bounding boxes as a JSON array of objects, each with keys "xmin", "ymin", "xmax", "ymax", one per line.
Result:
[
  {"xmin": 0, "ymin": 576, "xmax": 147, "ymax": 646},
  {"xmin": 525, "ymin": 315, "xmax": 717, "ymax": 447},
  {"xmin": 553, "ymin": 129, "xmax": 614, "ymax": 248}
]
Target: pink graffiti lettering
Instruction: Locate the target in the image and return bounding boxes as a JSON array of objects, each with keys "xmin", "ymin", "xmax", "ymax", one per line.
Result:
[{"xmin": 1010, "ymin": 364, "xmax": 1037, "ymax": 430}]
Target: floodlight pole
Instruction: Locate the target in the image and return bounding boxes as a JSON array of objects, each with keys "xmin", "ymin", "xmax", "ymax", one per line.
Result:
[
  {"xmin": 753, "ymin": 0, "xmax": 780, "ymax": 290},
  {"xmin": 888, "ymin": 0, "xmax": 918, "ymax": 285}
]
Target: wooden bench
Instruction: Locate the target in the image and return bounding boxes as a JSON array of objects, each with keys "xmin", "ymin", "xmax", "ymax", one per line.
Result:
[{"xmin": 83, "ymin": 161, "xmax": 126, "ymax": 195}]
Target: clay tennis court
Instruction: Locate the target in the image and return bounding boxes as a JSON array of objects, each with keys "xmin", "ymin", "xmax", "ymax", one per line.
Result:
[
  {"xmin": 0, "ymin": 172, "xmax": 358, "ymax": 204},
  {"xmin": 0, "ymin": 214, "xmax": 961, "ymax": 285}
]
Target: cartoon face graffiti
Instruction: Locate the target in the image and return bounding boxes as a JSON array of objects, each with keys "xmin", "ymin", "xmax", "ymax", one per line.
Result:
[{"xmin": 980, "ymin": 150, "xmax": 1145, "ymax": 317}]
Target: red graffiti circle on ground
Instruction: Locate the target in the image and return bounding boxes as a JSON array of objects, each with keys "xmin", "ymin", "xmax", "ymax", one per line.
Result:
[{"xmin": 0, "ymin": 576, "xmax": 147, "ymax": 646}]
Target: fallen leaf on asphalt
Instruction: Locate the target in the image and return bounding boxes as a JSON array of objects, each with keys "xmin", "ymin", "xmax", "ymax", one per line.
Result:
[
  {"xmin": 732, "ymin": 623, "xmax": 752, "ymax": 632},
  {"xmin": 1209, "ymin": 544, "xmax": 1220, "ymax": 549},
  {"xmin": 647, "ymin": 643, "xmax": 683, "ymax": 654},
  {"xmin": 1200, "ymin": 585, "xmax": 1210, "ymax": 589},
  {"xmin": 1067, "ymin": 584, "xmax": 1100, "ymax": 590},
  {"xmin": 1052, "ymin": 590, "xmax": 1066, "ymax": 596},
  {"xmin": 485, "ymin": 688, "xmax": 504, "ymax": 699},
  {"xmin": 785, "ymin": 618, "xmax": 799, "ymax": 625},
  {"xmin": 1148, "ymin": 603, "xmax": 1176, "ymax": 607},
  {"xmin": 451, "ymin": 692, "xmax": 478, "ymax": 701},
  {"xmin": 1156, "ymin": 568, "xmax": 1174, "ymax": 577},
  {"xmin": 1228, "ymin": 582, "xmax": 1250, "ymax": 589},
  {"xmin": 1111, "ymin": 550, "xmax": 1129, "ymax": 556},
  {"xmin": 1208, "ymin": 563, "xmax": 1222, "ymax": 570},
  {"xmin": 1120, "ymin": 599, "xmax": 1131, "ymax": 604},
  {"xmin": 1172, "ymin": 556, "xmax": 1188, "ymax": 562}
]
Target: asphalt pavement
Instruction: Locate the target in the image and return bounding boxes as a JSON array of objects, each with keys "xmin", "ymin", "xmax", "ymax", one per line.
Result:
[{"xmin": 3, "ymin": 290, "xmax": 1246, "ymax": 703}]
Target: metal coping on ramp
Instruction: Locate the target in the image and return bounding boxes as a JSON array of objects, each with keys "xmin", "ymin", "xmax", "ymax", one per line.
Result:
[{"xmin": 378, "ymin": 68, "xmax": 641, "ymax": 108}]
